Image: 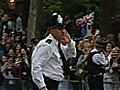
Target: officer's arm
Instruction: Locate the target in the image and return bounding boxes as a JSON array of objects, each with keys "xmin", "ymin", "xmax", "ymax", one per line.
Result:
[
  {"xmin": 92, "ymin": 54, "xmax": 108, "ymax": 66},
  {"xmin": 31, "ymin": 44, "xmax": 52, "ymax": 89},
  {"xmin": 62, "ymin": 39, "xmax": 76, "ymax": 60},
  {"xmin": 67, "ymin": 39, "xmax": 76, "ymax": 58}
]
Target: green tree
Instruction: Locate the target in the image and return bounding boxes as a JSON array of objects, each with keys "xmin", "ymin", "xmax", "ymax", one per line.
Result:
[
  {"xmin": 0, "ymin": 2, "xmax": 4, "ymax": 33},
  {"xmin": 43, "ymin": 0, "xmax": 100, "ymax": 18},
  {"xmin": 100, "ymin": 0, "xmax": 120, "ymax": 35},
  {"xmin": 27, "ymin": 0, "xmax": 100, "ymax": 44}
]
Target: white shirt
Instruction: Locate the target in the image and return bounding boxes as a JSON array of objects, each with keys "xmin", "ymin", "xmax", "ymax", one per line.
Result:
[
  {"xmin": 31, "ymin": 34, "xmax": 76, "ymax": 89},
  {"xmin": 90, "ymin": 48, "xmax": 108, "ymax": 66},
  {"xmin": 92, "ymin": 52, "xmax": 108, "ymax": 66}
]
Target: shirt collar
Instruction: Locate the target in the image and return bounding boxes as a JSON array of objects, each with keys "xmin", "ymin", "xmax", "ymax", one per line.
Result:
[{"xmin": 47, "ymin": 34, "xmax": 59, "ymax": 46}]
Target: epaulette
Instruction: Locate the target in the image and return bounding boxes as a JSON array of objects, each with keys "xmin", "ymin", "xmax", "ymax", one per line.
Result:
[{"xmin": 45, "ymin": 39, "xmax": 52, "ymax": 44}]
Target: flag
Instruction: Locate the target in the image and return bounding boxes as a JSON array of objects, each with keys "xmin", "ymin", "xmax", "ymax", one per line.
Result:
[
  {"xmin": 83, "ymin": 12, "xmax": 94, "ymax": 25},
  {"xmin": 78, "ymin": 12, "xmax": 94, "ymax": 27},
  {"xmin": 85, "ymin": 12, "xmax": 94, "ymax": 35}
]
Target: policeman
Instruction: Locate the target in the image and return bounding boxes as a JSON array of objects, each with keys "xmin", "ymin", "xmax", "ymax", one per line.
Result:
[
  {"xmin": 31, "ymin": 13, "xmax": 76, "ymax": 90},
  {"xmin": 85, "ymin": 42, "xmax": 108, "ymax": 90}
]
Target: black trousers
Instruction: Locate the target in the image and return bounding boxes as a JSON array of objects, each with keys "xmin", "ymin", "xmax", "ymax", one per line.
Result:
[
  {"xmin": 33, "ymin": 75, "xmax": 59, "ymax": 90},
  {"xmin": 88, "ymin": 75, "xmax": 104, "ymax": 90}
]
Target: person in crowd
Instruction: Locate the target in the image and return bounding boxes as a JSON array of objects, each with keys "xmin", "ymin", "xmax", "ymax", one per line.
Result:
[
  {"xmin": 2, "ymin": 57, "xmax": 16, "ymax": 79},
  {"xmin": 26, "ymin": 46, "xmax": 32, "ymax": 56},
  {"xmin": 14, "ymin": 43, "xmax": 23, "ymax": 56},
  {"xmin": 72, "ymin": 42, "xmax": 94, "ymax": 90},
  {"xmin": 85, "ymin": 41, "xmax": 108, "ymax": 90},
  {"xmin": 116, "ymin": 33, "xmax": 120, "ymax": 47},
  {"xmin": 104, "ymin": 42, "xmax": 113, "ymax": 60},
  {"xmin": 103, "ymin": 42, "xmax": 113, "ymax": 90},
  {"xmin": 76, "ymin": 41, "xmax": 94, "ymax": 66},
  {"xmin": 110, "ymin": 47, "xmax": 120, "ymax": 90},
  {"xmin": 1, "ymin": 13, "xmax": 10, "ymax": 34},
  {"xmin": 2, "ymin": 33, "xmax": 9, "ymax": 45},
  {"xmin": 31, "ymin": 12, "xmax": 76, "ymax": 90},
  {"xmin": 83, "ymin": 35, "xmax": 94, "ymax": 45},
  {"xmin": 83, "ymin": 42, "xmax": 94, "ymax": 60},
  {"xmin": 8, "ymin": 48, "xmax": 15, "ymax": 58},
  {"xmin": 0, "ymin": 60, "xmax": 4, "ymax": 89},
  {"xmin": 104, "ymin": 47, "xmax": 120, "ymax": 90},
  {"xmin": 1, "ymin": 33, "xmax": 14, "ymax": 51},
  {"xmin": 1, "ymin": 13, "xmax": 15, "ymax": 35},
  {"xmin": 71, "ymin": 40, "xmax": 84, "ymax": 66},
  {"xmin": 94, "ymin": 34, "xmax": 102, "ymax": 43},
  {"xmin": 21, "ymin": 30, "xmax": 27, "ymax": 45},
  {"xmin": 15, "ymin": 15, "xmax": 23, "ymax": 33},
  {"xmin": 90, "ymin": 34, "xmax": 103, "ymax": 52},
  {"xmin": 14, "ymin": 52, "xmax": 22, "ymax": 66},
  {"xmin": 73, "ymin": 18, "xmax": 83, "ymax": 41},
  {"xmin": 68, "ymin": 40, "xmax": 84, "ymax": 82},
  {"xmin": 20, "ymin": 47, "xmax": 31, "ymax": 80},
  {"xmin": 106, "ymin": 34, "xmax": 117, "ymax": 46},
  {"xmin": 77, "ymin": 40, "xmax": 84, "ymax": 51},
  {"xmin": 29, "ymin": 37, "xmax": 39, "ymax": 52},
  {"xmin": 1, "ymin": 55, "xmax": 8, "ymax": 64},
  {"xmin": 0, "ymin": 37, "xmax": 6, "ymax": 60},
  {"xmin": 14, "ymin": 43, "xmax": 22, "ymax": 50}
]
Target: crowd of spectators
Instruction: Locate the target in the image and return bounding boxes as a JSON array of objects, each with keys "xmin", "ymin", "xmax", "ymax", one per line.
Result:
[
  {"xmin": 72, "ymin": 33, "xmax": 120, "ymax": 90},
  {"xmin": 0, "ymin": 13, "xmax": 39, "ymax": 90}
]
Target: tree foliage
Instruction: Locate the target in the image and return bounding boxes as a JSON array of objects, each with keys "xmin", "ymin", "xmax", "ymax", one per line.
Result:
[
  {"xmin": 0, "ymin": 1, "xmax": 5, "ymax": 18},
  {"xmin": 43, "ymin": 0, "xmax": 62, "ymax": 13},
  {"xmin": 0, "ymin": 1, "xmax": 5, "ymax": 29},
  {"xmin": 43, "ymin": 0, "xmax": 100, "ymax": 27},
  {"xmin": 0, "ymin": 0, "xmax": 100, "ymax": 26},
  {"xmin": 43, "ymin": 0, "xmax": 100, "ymax": 17}
]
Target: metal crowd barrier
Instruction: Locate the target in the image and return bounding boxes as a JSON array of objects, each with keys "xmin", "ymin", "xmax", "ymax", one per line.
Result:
[
  {"xmin": 58, "ymin": 79, "xmax": 120, "ymax": 90},
  {"xmin": 58, "ymin": 79, "xmax": 89, "ymax": 90},
  {"xmin": 0, "ymin": 78, "xmax": 33, "ymax": 90},
  {"xmin": 0, "ymin": 78, "xmax": 120, "ymax": 90}
]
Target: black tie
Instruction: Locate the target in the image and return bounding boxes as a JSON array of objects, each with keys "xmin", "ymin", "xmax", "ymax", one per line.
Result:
[{"xmin": 58, "ymin": 43, "xmax": 70, "ymax": 76}]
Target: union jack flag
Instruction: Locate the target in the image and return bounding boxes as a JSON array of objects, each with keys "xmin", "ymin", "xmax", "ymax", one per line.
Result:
[{"xmin": 77, "ymin": 12, "xmax": 94, "ymax": 27}]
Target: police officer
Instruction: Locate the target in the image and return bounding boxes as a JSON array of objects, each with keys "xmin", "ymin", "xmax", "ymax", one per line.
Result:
[
  {"xmin": 31, "ymin": 13, "xmax": 76, "ymax": 90},
  {"xmin": 85, "ymin": 42, "xmax": 108, "ymax": 90}
]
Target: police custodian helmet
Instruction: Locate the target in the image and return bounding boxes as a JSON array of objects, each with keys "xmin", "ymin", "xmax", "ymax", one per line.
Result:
[
  {"xmin": 47, "ymin": 13, "xmax": 65, "ymax": 30},
  {"xmin": 95, "ymin": 41, "xmax": 106, "ymax": 48}
]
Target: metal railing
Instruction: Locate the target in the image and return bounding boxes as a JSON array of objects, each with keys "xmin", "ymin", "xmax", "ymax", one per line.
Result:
[
  {"xmin": 0, "ymin": 78, "xmax": 120, "ymax": 90},
  {"xmin": 58, "ymin": 79, "xmax": 120, "ymax": 90},
  {"xmin": 0, "ymin": 78, "xmax": 33, "ymax": 90}
]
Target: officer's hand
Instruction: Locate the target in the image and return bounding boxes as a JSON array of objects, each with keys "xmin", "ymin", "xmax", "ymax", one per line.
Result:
[
  {"xmin": 61, "ymin": 32, "xmax": 71, "ymax": 44},
  {"xmin": 41, "ymin": 87, "xmax": 48, "ymax": 90}
]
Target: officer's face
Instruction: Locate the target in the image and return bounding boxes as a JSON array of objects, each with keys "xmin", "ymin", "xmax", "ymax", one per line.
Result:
[{"xmin": 50, "ymin": 28, "xmax": 67, "ymax": 42}]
